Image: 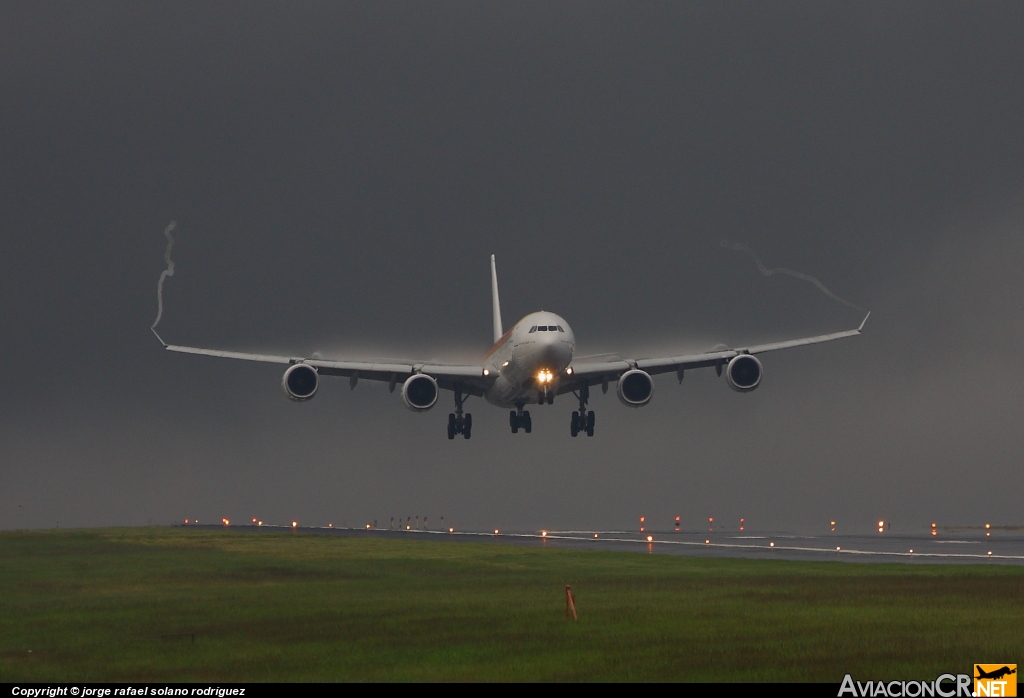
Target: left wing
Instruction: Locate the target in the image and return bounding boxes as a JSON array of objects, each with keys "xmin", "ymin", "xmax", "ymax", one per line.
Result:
[
  {"xmin": 154, "ymin": 330, "xmax": 494, "ymax": 395},
  {"xmin": 563, "ymin": 313, "xmax": 869, "ymax": 391}
]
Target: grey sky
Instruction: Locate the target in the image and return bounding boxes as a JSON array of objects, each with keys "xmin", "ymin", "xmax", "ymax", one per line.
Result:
[{"xmin": 2, "ymin": 2, "xmax": 1022, "ymax": 533}]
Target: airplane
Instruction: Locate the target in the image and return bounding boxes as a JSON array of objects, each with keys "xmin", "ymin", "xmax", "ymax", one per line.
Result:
[
  {"xmin": 153, "ymin": 255, "xmax": 868, "ymax": 439},
  {"xmin": 975, "ymin": 666, "xmax": 1016, "ymax": 681}
]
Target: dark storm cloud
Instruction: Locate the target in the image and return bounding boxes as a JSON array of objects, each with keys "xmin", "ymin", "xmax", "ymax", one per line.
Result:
[{"xmin": 1, "ymin": 2, "xmax": 1022, "ymax": 532}]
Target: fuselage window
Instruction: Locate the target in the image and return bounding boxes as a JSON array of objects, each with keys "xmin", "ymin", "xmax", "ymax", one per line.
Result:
[{"xmin": 529, "ymin": 326, "xmax": 537, "ymax": 333}]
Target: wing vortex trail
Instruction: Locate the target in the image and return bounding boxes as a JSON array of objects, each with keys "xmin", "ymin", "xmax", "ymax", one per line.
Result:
[
  {"xmin": 720, "ymin": 240, "xmax": 866, "ymax": 312},
  {"xmin": 152, "ymin": 221, "xmax": 177, "ymax": 329}
]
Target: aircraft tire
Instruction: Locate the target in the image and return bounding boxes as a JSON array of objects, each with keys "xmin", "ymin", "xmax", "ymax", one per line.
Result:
[
  {"xmin": 570, "ymin": 413, "xmax": 579, "ymax": 437},
  {"xmin": 523, "ymin": 411, "xmax": 532, "ymax": 433},
  {"xmin": 465, "ymin": 413, "xmax": 472, "ymax": 430},
  {"xmin": 586, "ymin": 410, "xmax": 595, "ymax": 437},
  {"xmin": 447, "ymin": 422, "xmax": 456, "ymax": 440},
  {"xmin": 510, "ymin": 410, "xmax": 519, "ymax": 434}
]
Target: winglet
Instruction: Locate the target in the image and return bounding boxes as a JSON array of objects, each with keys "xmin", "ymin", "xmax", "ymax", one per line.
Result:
[
  {"xmin": 858, "ymin": 311, "xmax": 871, "ymax": 332},
  {"xmin": 151, "ymin": 326, "xmax": 168, "ymax": 347}
]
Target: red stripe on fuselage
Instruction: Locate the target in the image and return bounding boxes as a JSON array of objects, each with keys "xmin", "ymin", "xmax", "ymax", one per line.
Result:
[{"xmin": 484, "ymin": 323, "xmax": 518, "ymax": 360}]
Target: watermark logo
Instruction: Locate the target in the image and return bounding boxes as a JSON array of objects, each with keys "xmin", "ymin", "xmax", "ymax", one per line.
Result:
[{"xmin": 975, "ymin": 665, "xmax": 1017, "ymax": 697}]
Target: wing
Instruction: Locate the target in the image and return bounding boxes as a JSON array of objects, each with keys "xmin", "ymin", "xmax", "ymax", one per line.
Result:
[
  {"xmin": 153, "ymin": 330, "xmax": 494, "ymax": 395},
  {"xmin": 562, "ymin": 313, "xmax": 869, "ymax": 392}
]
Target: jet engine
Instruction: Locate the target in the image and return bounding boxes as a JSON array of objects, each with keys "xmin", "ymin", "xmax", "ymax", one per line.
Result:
[
  {"xmin": 282, "ymin": 363, "xmax": 318, "ymax": 401},
  {"xmin": 726, "ymin": 354, "xmax": 762, "ymax": 393},
  {"xmin": 617, "ymin": 369, "xmax": 654, "ymax": 407},
  {"xmin": 401, "ymin": 374, "xmax": 439, "ymax": 411}
]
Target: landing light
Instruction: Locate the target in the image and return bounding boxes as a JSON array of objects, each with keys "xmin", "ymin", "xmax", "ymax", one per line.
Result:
[
  {"xmin": 566, "ymin": 367, "xmax": 573, "ymax": 375},
  {"xmin": 291, "ymin": 521, "xmax": 298, "ymax": 529},
  {"xmin": 646, "ymin": 535, "xmax": 653, "ymax": 543},
  {"xmin": 449, "ymin": 527, "xmax": 454, "ymax": 533},
  {"xmin": 482, "ymin": 369, "xmax": 490, "ymax": 376},
  {"xmin": 541, "ymin": 530, "xmax": 547, "ymax": 537},
  {"xmin": 536, "ymin": 369, "xmax": 554, "ymax": 384}
]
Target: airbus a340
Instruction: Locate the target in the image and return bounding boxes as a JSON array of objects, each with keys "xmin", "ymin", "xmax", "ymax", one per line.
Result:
[{"xmin": 154, "ymin": 256, "xmax": 867, "ymax": 439}]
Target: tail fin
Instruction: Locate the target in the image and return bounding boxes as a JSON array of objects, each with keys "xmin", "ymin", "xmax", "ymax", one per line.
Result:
[{"xmin": 491, "ymin": 254, "xmax": 503, "ymax": 343}]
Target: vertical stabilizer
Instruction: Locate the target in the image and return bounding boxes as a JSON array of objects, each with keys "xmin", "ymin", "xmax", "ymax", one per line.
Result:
[{"xmin": 491, "ymin": 254, "xmax": 503, "ymax": 343}]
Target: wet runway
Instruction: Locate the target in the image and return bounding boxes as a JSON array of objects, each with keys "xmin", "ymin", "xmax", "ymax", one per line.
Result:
[{"xmin": 209, "ymin": 524, "xmax": 1024, "ymax": 565}]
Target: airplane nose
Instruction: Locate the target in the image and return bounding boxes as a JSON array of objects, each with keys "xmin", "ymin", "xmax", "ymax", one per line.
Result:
[{"xmin": 539, "ymin": 334, "xmax": 571, "ymax": 368}]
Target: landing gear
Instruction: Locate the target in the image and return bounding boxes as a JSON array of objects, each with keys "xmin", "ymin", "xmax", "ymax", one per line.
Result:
[
  {"xmin": 570, "ymin": 385, "xmax": 595, "ymax": 437},
  {"xmin": 448, "ymin": 386, "xmax": 471, "ymax": 440},
  {"xmin": 510, "ymin": 405, "xmax": 532, "ymax": 434}
]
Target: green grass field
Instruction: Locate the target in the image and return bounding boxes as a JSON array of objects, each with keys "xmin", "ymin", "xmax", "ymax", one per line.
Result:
[{"xmin": 1, "ymin": 527, "xmax": 1020, "ymax": 682}]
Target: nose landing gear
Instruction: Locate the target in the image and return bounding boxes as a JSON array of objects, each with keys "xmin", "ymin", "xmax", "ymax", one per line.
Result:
[
  {"xmin": 509, "ymin": 404, "xmax": 532, "ymax": 434},
  {"xmin": 447, "ymin": 386, "xmax": 472, "ymax": 440},
  {"xmin": 570, "ymin": 385, "xmax": 595, "ymax": 437}
]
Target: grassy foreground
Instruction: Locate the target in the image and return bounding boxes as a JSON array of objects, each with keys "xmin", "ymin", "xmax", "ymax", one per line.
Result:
[{"xmin": 0, "ymin": 528, "xmax": 1021, "ymax": 682}]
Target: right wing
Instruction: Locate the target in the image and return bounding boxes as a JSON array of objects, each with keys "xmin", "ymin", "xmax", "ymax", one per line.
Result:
[{"xmin": 155, "ymin": 331, "xmax": 494, "ymax": 395}]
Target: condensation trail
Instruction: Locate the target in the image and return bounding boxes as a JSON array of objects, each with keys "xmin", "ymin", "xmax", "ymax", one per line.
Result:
[
  {"xmin": 152, "ymin": 221, "xmax": 177, "ymax": 329},
  {"xmin": 721, "ymin": 240, "xmax": 866, "ymax": 312}
]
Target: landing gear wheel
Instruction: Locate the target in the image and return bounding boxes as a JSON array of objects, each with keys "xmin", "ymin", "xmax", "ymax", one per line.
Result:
[
  {"xmin": 523, "ymin": 411, "xmax": 532, "ymax": 433},
  {"xmin": 547, "ymin": 392, "xmax": 555, "ymax": 405},
  {"xmin": 510, "ymin": 410, "xmax": 519, "ymax": 434},
  {"xmin": 586, "ymin": 410, "xmax": 595, "ymax": 437},
  {"xmin": 463, "ymin": 413, "xmax": 472, "ymax": 439},
  {"xmin": 570, "ymin": 412, "xmax": 579, "ymax": 437},
  {"xmin": 447, "ymin": 414, "xmax": 456, "ymax": 440}
]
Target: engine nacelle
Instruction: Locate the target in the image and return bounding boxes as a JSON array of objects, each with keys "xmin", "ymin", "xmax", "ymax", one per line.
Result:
[
  {"xmin": 401, "ymin": 374, "xmax": 438, "ymax": 411},
  {"xmin": 282, "ymin": 363, "xmax": 318, "ymax": 401},
  {"xmin": 726, "ymin": 354, "xmax": 762, "ymax": 393},
  {"xmin": 617, "ymin": 369, "xmax": 654, "ymax": 407}
]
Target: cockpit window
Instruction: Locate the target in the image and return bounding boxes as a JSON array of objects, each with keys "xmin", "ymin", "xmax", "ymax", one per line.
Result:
[
  {"xmin": 539, "ymin": 326, "xmax": 548, "ymax": 331},
  {"xmin": 529, "ymin": 326, "xmax": 537, "ymax": 333},
  {"xmin": 557, "ymin": 326, "xmax": 564, "ymax": 332}
]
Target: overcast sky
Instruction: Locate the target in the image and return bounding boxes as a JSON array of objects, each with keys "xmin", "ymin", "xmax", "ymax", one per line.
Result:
[{"xmin": 2, "ymin": 2, "xmax": 1022, "ymax": 533}]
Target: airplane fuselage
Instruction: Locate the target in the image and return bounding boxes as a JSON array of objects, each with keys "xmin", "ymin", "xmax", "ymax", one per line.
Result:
[{"xmin": 483, "ymin": 311, "xmax": 575, "ymax": 408}]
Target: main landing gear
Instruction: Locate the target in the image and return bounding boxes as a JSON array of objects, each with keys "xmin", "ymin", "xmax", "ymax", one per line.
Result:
[
  {"xmin": 510, "ymin": 404, "xmax": 532, "ymax": 434},
  {"xmin": 448, "ymin": 386, "xmax": 471, "ymax": 440},
  {"xmin": 570, "ymin": 384, "xmax": 595, "ymax": 437}
]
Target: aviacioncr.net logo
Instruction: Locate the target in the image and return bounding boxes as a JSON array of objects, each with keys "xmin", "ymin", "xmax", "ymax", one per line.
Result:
[{"xmin": 839, "ymin": 674, "xmax": 973, "ymax": 697}]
